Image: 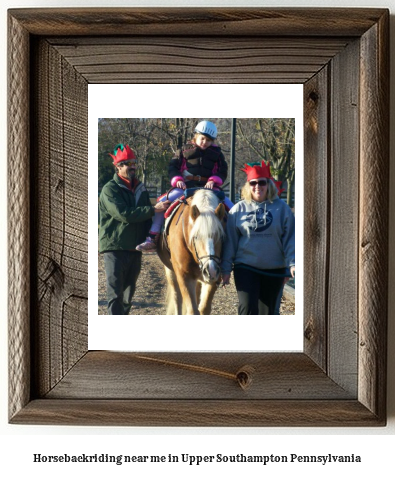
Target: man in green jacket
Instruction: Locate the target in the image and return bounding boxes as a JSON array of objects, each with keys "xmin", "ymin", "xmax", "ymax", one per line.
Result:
[{"xmin": 99, "ymin": 144, "xmax": 170, "ymax": 315}]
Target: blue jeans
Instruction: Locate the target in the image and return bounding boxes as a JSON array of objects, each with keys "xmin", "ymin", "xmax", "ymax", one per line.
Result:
[{"xmin": 103, "ymin": 250, "xmax": 142, "ymax": 315}]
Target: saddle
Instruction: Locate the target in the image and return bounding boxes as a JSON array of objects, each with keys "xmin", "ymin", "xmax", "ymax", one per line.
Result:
[
  {"xmin": 161, "ymin": 198, "xmax": 186, "ymax": 258},
  {"xmin": 164, "ymin": 195, "xmax": 185, "ymax": 219}
]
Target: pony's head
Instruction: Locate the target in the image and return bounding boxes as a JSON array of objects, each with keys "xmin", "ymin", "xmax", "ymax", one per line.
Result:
[{"xmin": 189, "ymin": 189, "xmax": 226, "ymax": 284}]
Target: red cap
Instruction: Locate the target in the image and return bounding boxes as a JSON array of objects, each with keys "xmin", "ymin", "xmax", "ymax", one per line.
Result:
[
  {"xmin": 241, "ymin": 160, "xmax": 272, "ymax": 181},
  {"xmin": 109, "ymin": 144, "xmax": 136, "ymax": 165},
  {"xmin": 241, "ymin": 161, "xmax": 284, "ymax": 195}
]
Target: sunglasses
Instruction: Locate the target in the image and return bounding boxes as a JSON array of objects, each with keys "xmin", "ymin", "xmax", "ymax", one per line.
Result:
[
  {"xmin": 119, "ymin": 161, "xmax": 136, "ymax": 167},
  {"xmin": 249, "ymin": 179, "xmax": 268, "ymax": 187}
]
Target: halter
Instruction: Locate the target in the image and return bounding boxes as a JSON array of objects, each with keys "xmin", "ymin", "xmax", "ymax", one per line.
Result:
[
  {"xmin": 180, "ymin": 203, "xmax": 223, "ymax": 280},
  {"xmin": 192, "ymin": 236, "xmax": 222, "ymax": 273}
]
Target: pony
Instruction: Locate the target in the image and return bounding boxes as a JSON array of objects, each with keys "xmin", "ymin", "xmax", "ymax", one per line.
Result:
[{"xmin": 157, "ymin": 188, "xmax": 226, "ymax": 315}]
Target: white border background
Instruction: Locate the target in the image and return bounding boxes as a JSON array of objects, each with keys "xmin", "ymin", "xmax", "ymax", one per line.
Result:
[
  {"xmin": 89, "ymin": 84, "xmax": 304, "ymax": 352},
  {"xmin": 1, "ymin": 3, "xmax": 395, "ymax": 475}
]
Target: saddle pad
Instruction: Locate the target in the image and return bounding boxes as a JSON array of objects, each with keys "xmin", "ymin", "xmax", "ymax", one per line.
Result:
[
  {"xmin": 164, "ymin": 202, "xmax": 185, "ymax": 237},
  {"xmin": 164, "ymin": 196, "xmax": 185, "ymax": 219}
]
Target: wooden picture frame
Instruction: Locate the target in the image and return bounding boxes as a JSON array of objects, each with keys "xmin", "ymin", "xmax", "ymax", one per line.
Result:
[{"xmin": 8, "ymin": 8, "xmax": 389, "ymax": 426}]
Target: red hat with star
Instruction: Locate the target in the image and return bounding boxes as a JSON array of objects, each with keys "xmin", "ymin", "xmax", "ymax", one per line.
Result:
[{"xmin": 109, "ymin": 144, "xmax": 136, "ymax": 165}]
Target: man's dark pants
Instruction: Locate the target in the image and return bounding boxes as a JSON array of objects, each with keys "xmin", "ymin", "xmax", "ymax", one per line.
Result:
[{"xmin": 103, "ymin": 250, "xmax": 142, "ymax": 315}]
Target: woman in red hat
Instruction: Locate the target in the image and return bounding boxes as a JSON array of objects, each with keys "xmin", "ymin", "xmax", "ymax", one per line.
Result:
[{"xmin": 221, "ymin": 161, "xmax": 295, "ymax": 315}]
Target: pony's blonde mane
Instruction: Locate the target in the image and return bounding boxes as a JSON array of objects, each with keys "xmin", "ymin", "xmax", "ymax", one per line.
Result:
[{"xmin": 189, "ymin": 189, "xmax": 225, "ymax": 245}]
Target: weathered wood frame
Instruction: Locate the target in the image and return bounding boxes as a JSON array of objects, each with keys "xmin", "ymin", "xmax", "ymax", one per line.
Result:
[{"xmin": 8, "ymin": 8, "xmax": 389, "ymax": 426}]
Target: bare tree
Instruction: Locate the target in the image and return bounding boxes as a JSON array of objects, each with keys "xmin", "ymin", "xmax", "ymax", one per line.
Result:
[
  {"xmin": 98, "ymin": 117, "xmax": 295, "ymax": 206},
  {"xmin": 236, "ymin": 118, "xmax": 295, "ymax": 206}
]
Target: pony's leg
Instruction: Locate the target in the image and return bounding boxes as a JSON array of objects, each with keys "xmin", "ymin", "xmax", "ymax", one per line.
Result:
[
  {"xmin": 198, "ymin": 282, "xmax": 218, "ymax": 315},
  {"xmin": 164, "ymin": 267, "xmax": 182, "ymax": 315},
  {"xmin": 174, "ymin": 271, "xmax": 200, "ymax": 315},
  {"xmin": 173, "ymin": 279, "xmax": 183, "ymax": 315},
  {"xmin": 196, "ymin": 281, "xmax": 202, "ymax": 305}
]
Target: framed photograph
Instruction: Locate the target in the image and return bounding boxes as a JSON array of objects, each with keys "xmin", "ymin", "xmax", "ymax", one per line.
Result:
[
  {"xmin": 89, "ymin": 85, "xmax": 303, "ymax": 350},
  {"xmin": 8, "ymin": 8, "xmax": 389, "ymax": 426}
]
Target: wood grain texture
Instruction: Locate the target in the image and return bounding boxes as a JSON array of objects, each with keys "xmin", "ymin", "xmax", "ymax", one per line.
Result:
[
  {"xmin": 303, "ymin": 68, "xmax": 330, "ymax": 370},
  {"xmin": 46, "ymin": 352, "xmax": 354, "ymax": 400},
  {"xmin": 358, "ymin": 12, "xmax": 389, "ymax": 420},
  {"xmin": 30, "ymin": 39, "xmax": 88, "ymax": 398},
  {"xmin": 327, "ymin": 39, "xmax": 360, "ymax": 396},
  {"xmin": 7, "ymin": 8, "xmax": 389, "ymax": 426},
  {"xmin": 8, "ymin": 8, "xmax": 387, "ymax": 37},
  {"xmin": 11, "ymin": 399, "xmax": 383, "ymax": 427},
  {"xmin": 49, "ymin": 37, "xmax": 350, "ymax": 84},
  {"xmin": 8, "ymin": 13, "xmax": 31, "ymax": 421}
]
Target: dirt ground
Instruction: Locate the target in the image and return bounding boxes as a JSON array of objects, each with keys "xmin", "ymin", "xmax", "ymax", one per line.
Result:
[{"xmin": 98, "ymin": 253, "xmax": 295, "ymax": 316}]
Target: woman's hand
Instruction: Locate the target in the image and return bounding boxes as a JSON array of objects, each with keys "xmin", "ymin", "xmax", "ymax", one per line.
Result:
[
  {"xmin": 284, "ymin": 266, "xmax": 295, "ymax": 284},
  {"xmin": 221, "ymin": 273, "xmax": 231, "ymax": 288},
  {"xmin": 176, "ymin": 180, "xmax": 186, "ymax": 189},
  {"xmin": 205, "ymin": 181, "xmax": 215, "ymax": 189}
]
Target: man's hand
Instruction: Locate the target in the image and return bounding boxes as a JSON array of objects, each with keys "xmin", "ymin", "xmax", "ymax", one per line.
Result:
[
  {"xmin": 205, "ymin": 181, "xmax": 215, "ymax": 189},
  {"xmin": 154, "ymin": 200, "xmax": 171, "ymax": 213},
  {"xmin": 176, "ymin": 180, "xmax": 186, "ymax": 189}
]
